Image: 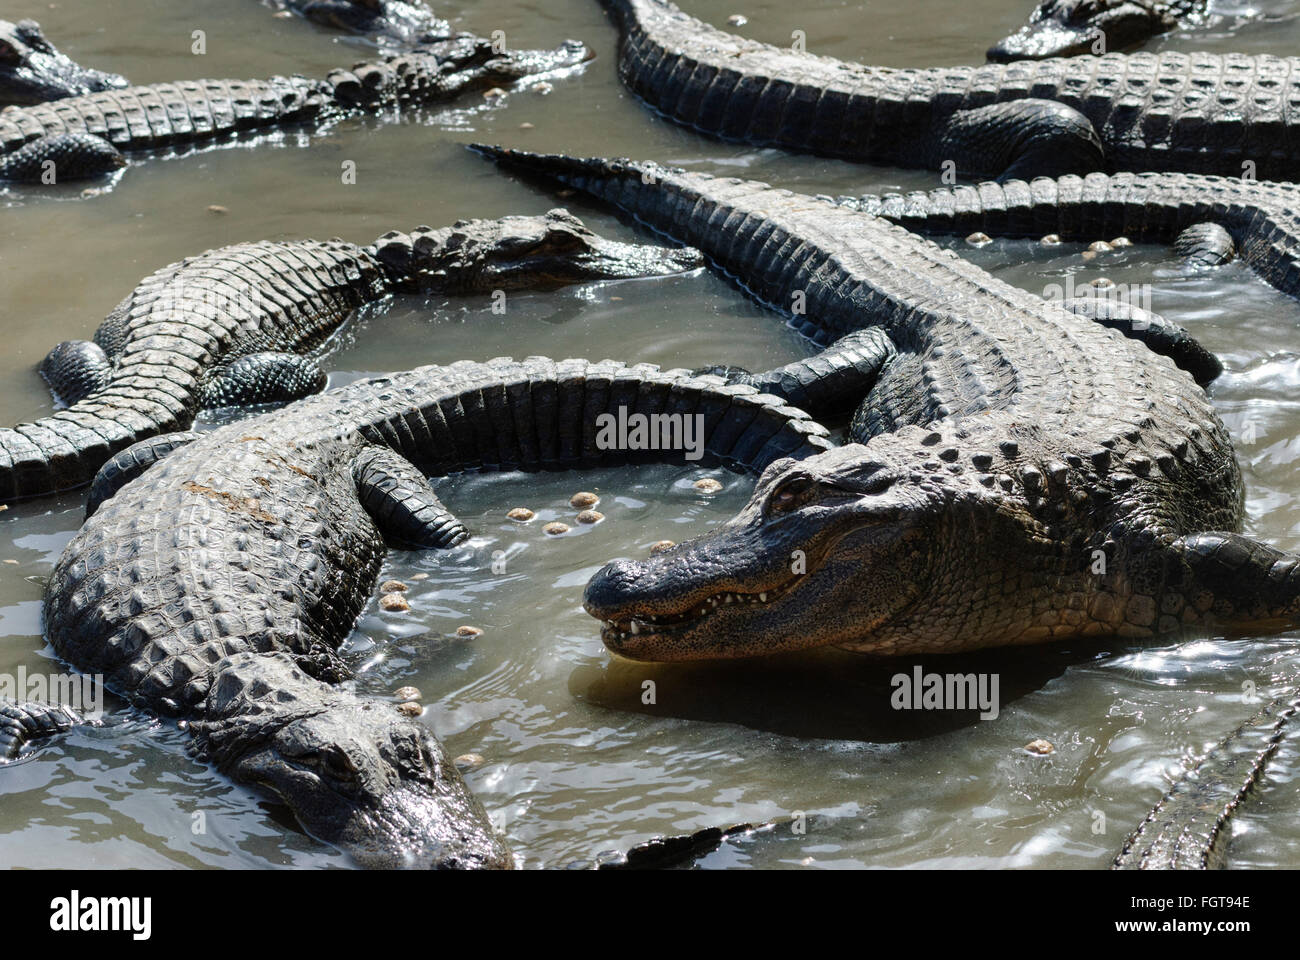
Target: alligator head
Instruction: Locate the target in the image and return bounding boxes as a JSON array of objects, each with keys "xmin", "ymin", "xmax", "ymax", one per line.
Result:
[
  {"xmin": 375, "ymin": 208, "xmax": 704, "ymax": 292},
  {"xmin": 424, "ymin": 32, "xmax": 591, "ymax": 85},
  {"xmin": 285, "ymin": 0, "xmax": 449, "ymax": 43},
  {"xmin": 191, "ymin": 653, "xmax": 512, "ymax": 869},
  {"xmin": 0, "ymin": 19, "xmax": 126, "ymax": 106},
  {"xmin": 986, "ymin": 0, "xmax": 1181, "ymax": 61},
  {"xmin": 584, "ymin": 444, "xmax": 950, "ymax": 660},
  {"xmin": 327, "ymin": 34, "xmax": 591, "ymax": 109}
]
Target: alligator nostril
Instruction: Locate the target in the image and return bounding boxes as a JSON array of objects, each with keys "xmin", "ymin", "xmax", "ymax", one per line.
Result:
[{"xmin": 583, "ymin": 559, "xmax": 644, "ymax": 614}]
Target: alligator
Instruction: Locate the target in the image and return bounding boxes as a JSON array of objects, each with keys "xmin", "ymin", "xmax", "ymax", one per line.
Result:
[
  {"xmin": 0, "ymin": 210, "xmax": 702, "ymax": 503},
  {"xmin": 595, "ymin": 0, "xmax": 1300, "ymax": 181},
  {"xmin": 471, "ymin": 147, "xmax": 1300, "ymax": 655},
  {"xmin": 471, "ymin": 150, "xmax": 1300, "ymax": 875},
  {"xmin": 0, "ymin": 31, "xmax": 587, "ymax": 183},
  {"xmin": 0, "ymin": 18, "xmax": 126, "ymax": 106},
  {"xmin": 24, "ymin": 347, "xmax": 833, "ymax": 866},
  {"xmin": 840, "ymin": 171, "xmax": 1300, "ymax": 288},
  {"xmin": 988, "ymin": 0, "xmax": 1210, "ymax": 62},
  {"xmin": 267, "ymin": 0, "xmax": 451, "ymax": 44}
]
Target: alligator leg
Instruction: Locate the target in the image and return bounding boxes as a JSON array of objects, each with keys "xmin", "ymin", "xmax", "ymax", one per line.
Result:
[
  {"xmin": 40, "ymin": 339, "xmax": 112, "ymax": 406},
  {"xmin": 1174, "ymin": 222, "xmax": 1237, "ymax": 268},
  {"xmin": 1158, "ymin": 532, "xmax": 1300, "ymax": 635},
  {"xmin": 0, "ymin": 698, "xmax": 81, "ymax": 761},
  {"xmin": 352, "ymin": 446, "xmax": 470, "ymax": 549},
  {"xmin": 86, "ymin": 431, "xmax": 202, "ymax": 518},
  {"xmin": 692, "ymin": 329, "xmax": 897, "ymax": 420},
  {"xmin": 1114, "ymin": 687, "xmax": 1299, "ymax": 869},
  {"xmin": 0, "ymin": 132, "xmax": 127, "ymax": 182},
  {"xmin": 931, "ymin": 100, "xmax": 1105, "ymax": 180},
  {"xmin": 1058, "ymin": 298, "xmax": 1223, "ymax": 386},
  {"xmin": 200, "ymin": 352, "xmax": 328, "ymax": 409}
]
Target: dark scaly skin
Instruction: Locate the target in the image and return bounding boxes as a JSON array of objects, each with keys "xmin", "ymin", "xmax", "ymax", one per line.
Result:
[
  {"xmin": 987, "ymin": 0, "xmax": 1208, "ymax": 62},
  {"xmin": 0, "ymin": 699, "xmax": 81, "ymax": 760},
  {"xmin": 598, "ymin": 0, "xmax": 1300, "ymax": 180},
  {"xmin": 0, "ymin": 210, "xmax": 702, "ymax": 501},
  {"xmin": 0, "ymin": 19, "xmax": 126, "ymax": 106},
  {"xmin": 270, "ymin": 0, "xmax": 451, "ymax": 43},
  {"xmin": 38, "ymin": 356, "xmax": 831, "ymax": 867},
  {"xmin": 1114, "ymin": 686, "xmax": 1300, "ymax": 869},
  {"xmin": 841, "ymin": 171, "xmax": 1300, "ymax": 292},
  {"xmin": 0, "ymin": 32, "xmax": 588, "ymax": 182}
]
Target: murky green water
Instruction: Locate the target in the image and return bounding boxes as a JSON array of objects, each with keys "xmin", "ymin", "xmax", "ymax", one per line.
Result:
[{"xmin": 1, "ymin": 0, "xmax": 1299, "ymax": 869}]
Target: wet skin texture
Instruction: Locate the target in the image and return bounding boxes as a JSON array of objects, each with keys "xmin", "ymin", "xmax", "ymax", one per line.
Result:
[
  {"xmin": 0, "ymin": 209, "xmax": 700, "ymax": 501},
  {"xmin": 986, "ymin": 0, "xmax": 1206, "ymax": 62},
  {"xmin": 596, "ymin": 0, "xmax": 1300, "ymax": 181},
  {"xmin": 0, "ymin": 31, "xmax": 589, "ymax": 182}
]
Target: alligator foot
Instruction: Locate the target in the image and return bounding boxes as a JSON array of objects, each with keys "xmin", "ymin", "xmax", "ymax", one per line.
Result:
[
  {"xmin": 931, "ymin": 99, "xmax": 1105, "ymax": 180},
  {"xmin": 201, "ymin": 352, "xmax": 328, "ymax": 409},
  {"xmin": 0, "ymin": 132, "xmax": 127, "ymax": 182},
  {"xmin": 693, "ymin": 329, "xmax": 897, "ymax": 421},
  {"xmin": 353, "ymin": 446, "xmax": 470, "ymax": 549},
  {"xmin": 0, "ymin": 697, "xmax": 82, "ymax": 761},
  {"xmin": 1058, "ymin": 297, "xmax": 1222, "ymax": 386},
  {"xmin": 40, "ymin": 339, "xmax": 112, "ymax": 406},
  {"xmin": 86, "ymin": 432, "xmax": 202, "ymax": 519},
  {"xmin": 1174, "ymin": 221, "xmax": 1237, "ymax": 269}
]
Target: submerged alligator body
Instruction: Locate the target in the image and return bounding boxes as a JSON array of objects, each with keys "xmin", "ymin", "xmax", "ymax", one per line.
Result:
[
  {"xmin": 1115, "ymin": 684, "xmax": 1300, "ymax": 868},
  {"xmin": 598, "ymin": 0, "xmax": 1300, "ymax": 181},
  {"xmin": 0, "ymin": 19, "xmax": 126, "ymax": 106},
  {"xmin": 988, "ymin": 0, "xmax": 1210, "ymax": 62},
  {"xmin": 842, "ymin": 171, "xmax": 1300, "ymax": 293},
  {"xmin": 267, "ymin": 0, "xmax": 450, "ymax": 44},
  {"xmin": 0, "ymin": 210, "xmax": 700, "ymax": 501},
  {"xmin": 0, "ymin": 32, "xmax": 587, "ymax": 183},
  {"xmin": 34, "ymin": 355, "xmax": 832, "ymax": 866}
]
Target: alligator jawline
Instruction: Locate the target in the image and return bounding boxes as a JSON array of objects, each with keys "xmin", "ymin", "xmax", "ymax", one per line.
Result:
[{"xmin": 600, "ymin": 578, "xmax": 799, "ymax": 641}]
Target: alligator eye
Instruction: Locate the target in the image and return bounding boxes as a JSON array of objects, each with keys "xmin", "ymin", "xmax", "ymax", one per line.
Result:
[
  {"xmin": 862, "ymin": 472, "xmax": 896, "ymax": 495},
  {"xmin": 769, "ymin": 476, "xmax": 816, "ymax": 512},
  {"xmin": 14, "ymin": 22, "xmax": 51, "ymax": 53},
  {"xmin": 540, "ymin": 227, "xmax": 589, "ymax": 254},
  {"xmin": 321, "ymin": 747, "xmax": 359, "ymax": 781}
]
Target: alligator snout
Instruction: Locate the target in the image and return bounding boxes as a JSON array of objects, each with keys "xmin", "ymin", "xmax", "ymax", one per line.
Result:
[{"xmin": 583, "ymin": 558, "xmax": 645, "ymax": 623}]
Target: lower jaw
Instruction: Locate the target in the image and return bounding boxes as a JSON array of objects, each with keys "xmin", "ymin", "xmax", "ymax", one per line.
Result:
[{"xmin": 600, "ymin": 624, "xmax": 704, "ymax": 660}]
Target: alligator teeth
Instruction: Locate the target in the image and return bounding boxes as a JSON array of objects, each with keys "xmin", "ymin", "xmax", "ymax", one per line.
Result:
[{"xmin": 599, "ymin": 585, "xmax": 791, "ymax": 640}]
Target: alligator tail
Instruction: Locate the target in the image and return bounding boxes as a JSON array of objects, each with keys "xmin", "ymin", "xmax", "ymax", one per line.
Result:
[
  {"xmin": 469, "ymin": 147, "xmax": 724, "ymax": 259},
  {"xmin": 0, "ymin": 374, "xmax": 199, "ymax": 502}
]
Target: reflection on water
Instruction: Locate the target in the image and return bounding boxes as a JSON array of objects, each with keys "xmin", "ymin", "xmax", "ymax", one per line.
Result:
[{"xmin": 0, "ymin": 0, "xmax": 1298, "ymax": 869}]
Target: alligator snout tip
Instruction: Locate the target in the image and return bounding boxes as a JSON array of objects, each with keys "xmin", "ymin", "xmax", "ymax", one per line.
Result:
[{"xmin": 582, "ymin": 558, "xmax": 646, "ymax": 618}]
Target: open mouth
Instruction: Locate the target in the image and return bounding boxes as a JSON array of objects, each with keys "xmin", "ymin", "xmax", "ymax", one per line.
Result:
[{"xmin": 598, "ymin": 578, "xmax": 798, "ymax": 643}]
